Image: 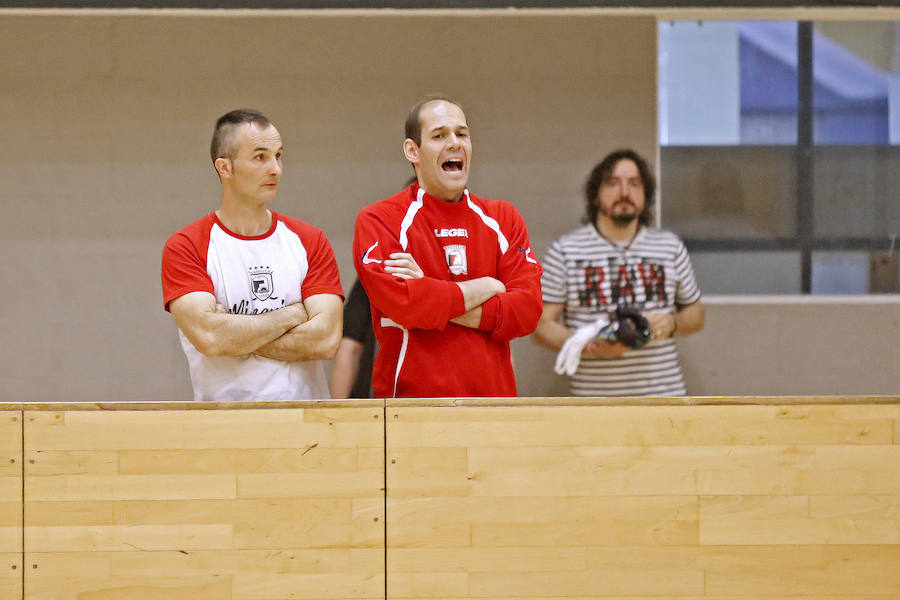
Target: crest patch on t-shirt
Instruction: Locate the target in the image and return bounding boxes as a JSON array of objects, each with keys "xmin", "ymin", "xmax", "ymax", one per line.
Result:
[
  {"xmin": 444, "ymin": 244, "xmax": 467, "ymax": 275},
  {"xmin": 249, "ymin": 266, "xmax": 275, "ymax": 300}
]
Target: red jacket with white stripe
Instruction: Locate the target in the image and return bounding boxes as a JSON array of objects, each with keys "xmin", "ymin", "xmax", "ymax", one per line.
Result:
[{"xmin": 352, "ymin": 185, "xmax": 542, "ymax": 398}]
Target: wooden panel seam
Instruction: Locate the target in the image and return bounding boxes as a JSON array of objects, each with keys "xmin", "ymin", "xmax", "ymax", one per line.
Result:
[
  {"xmin": 383, "ymin": 401, "xmax": 388, "ymax": 600},
  {"xmin": 7, "ymin": 411, "xmax": 24, "ymax": 600},
  {"xmin": 19, "ymin": 410, "xmax": 23, "ymax": 600}
]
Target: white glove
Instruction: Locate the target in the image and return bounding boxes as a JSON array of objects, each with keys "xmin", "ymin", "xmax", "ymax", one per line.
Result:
[{"xmin": 554, "ymin": 315, "xmax": 611, "ymax": 376}]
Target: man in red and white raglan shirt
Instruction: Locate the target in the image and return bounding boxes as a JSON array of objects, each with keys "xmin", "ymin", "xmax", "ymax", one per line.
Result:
[
  {"xmin": 353, "ymin": 95, "xmax": 543, "ymax": 398},
  {"xmin": 162, "ymin": 109, "xmax": 343, "ymax": 401}
]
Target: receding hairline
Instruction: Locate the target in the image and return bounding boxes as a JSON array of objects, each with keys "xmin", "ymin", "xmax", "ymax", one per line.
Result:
[
  {"xmin": 405, "ymin": 94, "xmax": 465, "ymax": 146},
  {"xmin": 419, "ymin": 99, "xmax": 467, "ymax": 128}
]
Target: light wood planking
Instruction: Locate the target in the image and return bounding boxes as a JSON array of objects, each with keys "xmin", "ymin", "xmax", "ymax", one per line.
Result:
[
  {"xmin": 387, "ymin": 546, "xmax": 588, "ymax": 573},
  {"xmin": 24, "ymin": 451, "xmax": 118, "ymax": 476},
  {"xmin": 231, "ymin": 573, "xmax": 382, "ymax": 599},
  {"xmin": 809, "ymin": 494, "xmax": 900, "ymax": 518},
  {"xmin": 27, "ymin": 474, "xmax": 237, "ymax": 502},
  {"xmin": 24, "ymin": 576, "xmax": 233, "ymax": 600},
  {"xmin": 5, "ymin": 399, "xmax": 898, "ymax": 599},
  {"xmin": 1, "ymin": 411, "xmax": 22, "ymax": 599},
  {"xmin": 467, "ymin": 569, "xmax": 704, "ymax": 598},
  {"xmin": 0, "ymin": 552, "xmax": 23, "ymax": 600},
  {"xmin": 236, "ymin": 472, "xmax": 383, "ymax": 499},
  {"xmin": 387, "ymin": 573, "xmax": 469, "ymax": 599},
  {"xmin": 27, "ymin": 548, "xmax": 383, "ymax": 576},
  {"xmin": 25, "ymin": 409, "xmax": 382, "ymax": 451},
  {"xmin": 386, "ymin": 402, "xmax": 900, "ymax": 600},
  {"xmin": 705, "ymin": 545, "xmax": 900, "ymax": 595},
  {"xmin": 700, "ymin": 494, "xmax": 900, "ymax": 545},
  {"xmin": 387, "ymin": 448, "xmax": 468, "ymax": 498},
  {"xmin": 23, "ymin": 408, "xmax": 384, "ymax": 600},
  {"xmin": 387, "ymin": 405, "xmax": 893, "ymax": 447},
  {"xmin": 26, "ymin": 524, "xmax": 234, "ymax": 553},
  {"xmin": 116, "ymin": 447, "xmax": 380, "ymax": 475}
]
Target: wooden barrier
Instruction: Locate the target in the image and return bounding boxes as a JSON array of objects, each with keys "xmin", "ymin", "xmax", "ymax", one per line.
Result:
[
  {"xmin": 385, "ymin": 399, "xmax": 900, "ymax": 600},
  {"xmin": 0, "ymin": 398, "xmax": 898, "ymax": 599},
  {"xmin": 18, "ymin": 402, "xmax": 384, "ymax": 600}
]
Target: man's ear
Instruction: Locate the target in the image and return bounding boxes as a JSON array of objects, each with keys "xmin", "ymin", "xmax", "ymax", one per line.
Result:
[
  {"xmin": 214, "ymin": 157, "xmax": 232, "ymax": 179},
  {"xmin": 402, "ymin": 138, "xmax": 420, "ymax": 165}
]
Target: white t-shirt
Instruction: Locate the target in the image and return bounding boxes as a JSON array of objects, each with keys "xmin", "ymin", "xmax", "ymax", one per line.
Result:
[{"xmin": 162, "ymin": 211, "xmax": 343, "ymax": 401}]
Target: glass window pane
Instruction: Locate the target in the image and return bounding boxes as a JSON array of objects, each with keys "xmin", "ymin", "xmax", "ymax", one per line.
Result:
[
  {"xmin": 661, "ymin": 146, "xmax": 797, "ymax": 239},
  {"xmin": 812, "ymin": 22, "xmax": 898, "ymax": 145},
  {"xmin": 738, "ymin": 21, "xmax": 799, "ymax": 145},
  {"xmin": 659, "ymin": 20, "xmax": 798, "ymax": 146},
  {"xmin": 660, "ymin": 21, "xmax": 740, "ymax": 145},
  {"xmin": 690, "ymin": 251, "xmax": 801, "ymax": 294},
  {"xmin": 812, "ymin": 250, "xmax": 900, "ymax": 294},
  {"xmin": 661, "ymin": 19, "xmax": 900, "ymax": 296},
  {"xmin": 812, "ymin": 145, "xmax": 900, "ymax": 238}
]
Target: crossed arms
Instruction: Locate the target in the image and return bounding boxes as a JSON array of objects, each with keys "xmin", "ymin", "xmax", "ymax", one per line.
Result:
[
  {"xmin": 353, "ymin": 204, "xmax": 542, "ymax": 341},
  {"xmin": 382, "ymin": 251, "xmax": 507, "ymax": 329},
  {"xmin": 168, "ymin": 291, "xmax": 343, "ymax": 361},
  {"xmin": 358, "ymin": 244, "xmax": 541, "ymax": 341}
]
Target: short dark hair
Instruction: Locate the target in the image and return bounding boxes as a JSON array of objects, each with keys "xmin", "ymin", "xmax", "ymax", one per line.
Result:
[
  {"xmin": 584, "ymin": 149, "xmax": 656, "ymax": 227},
  {"xmin": 210, "ymin": 109, "xmax": 271, "ymax": 164},
  {"xmin": 404, "ymin": 94, "xmax": 463, "ymax": 146}
]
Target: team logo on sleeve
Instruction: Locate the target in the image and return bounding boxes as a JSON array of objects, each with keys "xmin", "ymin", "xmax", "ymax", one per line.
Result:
[
  {"xmin": 444, "ymin": 244, "xmax": 467, "ymax": 275},
  {"xmin": 249, "ymin": 266, "xmax": 275, "ymax": 300},
  {"xmin": 362, "ymin": 241, "xmax": 382, "ymax": 264},
  {"xmin": 519, "ymin": 246, "xmax": 538, "ymax": 264}
]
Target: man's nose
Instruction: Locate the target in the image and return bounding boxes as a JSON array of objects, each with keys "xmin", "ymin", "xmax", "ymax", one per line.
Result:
[{"xmin": 269, "ymin": 158, "xmax": 282, "ymax": 176}]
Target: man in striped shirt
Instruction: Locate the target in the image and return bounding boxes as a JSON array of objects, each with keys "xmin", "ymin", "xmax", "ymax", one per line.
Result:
[{"xmin": 532, "ymin": 149, "xmax": 705, "ymax": 397}]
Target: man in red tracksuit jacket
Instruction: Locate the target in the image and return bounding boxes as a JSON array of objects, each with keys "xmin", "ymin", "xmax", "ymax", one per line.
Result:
[{"xmin": 353, "ymin": 95, "xmax": 543, "ymax": 398}]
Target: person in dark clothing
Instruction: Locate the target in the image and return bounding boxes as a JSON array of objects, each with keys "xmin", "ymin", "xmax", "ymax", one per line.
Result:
[{"xmin": 329, "ymin": 279, "xmax": 376, "ymax": 398}]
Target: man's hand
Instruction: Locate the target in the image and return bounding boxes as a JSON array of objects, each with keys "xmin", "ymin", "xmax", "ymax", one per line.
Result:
[
  {"xmin": 644, "ymin": 310, "xmax": 676, "ymax": 340},
  {"xmin": 384, "ymin": 252, "xmax": 424, "ymax": 280},
  {"xmin": 645, "ymin": 302, "xmax": 706, "ymax": 339},
  {"xmin": 582, "ymin": 339, "xmax": 628, "ymax": 358},
  {"xmin": 275, "ymin": 302, "xmax": 310, "ymax": 328},
  {"xmin": 253, "ymin": 294, "xmax": 342, "ymax": 362},
  {"xmin": 553, "ymin": 315, "xmax": 614, "ymax": 375},
  {"xmin": 450, "ymin": 277, "xmax": 506, "ymax": 329},
  {"xmin": 457, "ymin": 277, "xmax": 505, "ymax": 312}
]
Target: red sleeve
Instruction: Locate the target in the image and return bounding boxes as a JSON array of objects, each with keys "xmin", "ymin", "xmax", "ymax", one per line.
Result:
[
  {"xmin": 475, "ymin": 202, "xmax": 543, "ymax": 342},
  {"xmin": 353, "ymin": 204, "xmax": 465, "ymax": 331},
  {"xmin": 161, "ymin": 217, "xmax": 214, "ymax": 312},
  {"xmin": 279, "ymin": 216, "xmax": 344, "ymax": 301}
]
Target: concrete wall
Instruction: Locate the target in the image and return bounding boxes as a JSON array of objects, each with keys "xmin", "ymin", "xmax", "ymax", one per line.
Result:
[
  {"xmin": 516, "ymin": 297, "xmax": 900, "ymax": 397},
  {"xmin": 678, "ymin": 298, "xmax": 900, "ymax": 396}
]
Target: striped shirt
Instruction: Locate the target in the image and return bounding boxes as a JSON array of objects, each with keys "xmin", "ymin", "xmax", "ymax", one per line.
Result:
[{"xmin": 542, "ymin": 224, "xmax": 701, "ymax": 397}]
